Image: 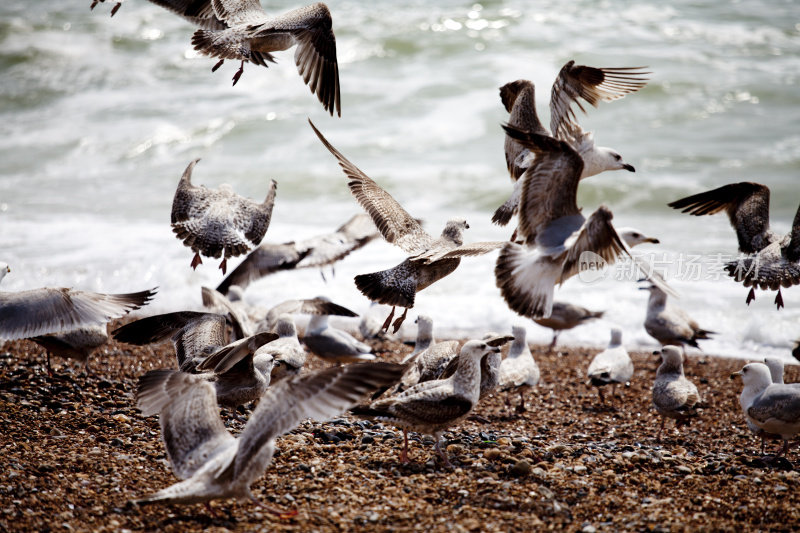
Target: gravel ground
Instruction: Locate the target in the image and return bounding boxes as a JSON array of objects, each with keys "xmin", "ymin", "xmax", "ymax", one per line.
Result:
[{"xmin": 1, "ymin": 326, "xmax": 799, "ymax": 532}]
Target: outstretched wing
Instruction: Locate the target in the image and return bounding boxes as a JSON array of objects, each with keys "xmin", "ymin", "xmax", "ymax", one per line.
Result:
[
  {"xmin": 233, "ymin": 362, "xmax": 406, "ymax": 478},
  {"xmin": 309, "ymin": 119, "xmax": 435, "ymax": 254},
  {"xmin": 148, "ymin": 0, "xmax": 226, "ymax": 29},
  {"xmin": 423, "ymin": 241, "xmax": 505, "ymax": 263},
  {"xmin": 550, "ymin": 61, "xmax": 650, "ymax": 139},
  {"xmin": 500, "ymin": 79, "xmax": 548, "ymax": 180},
  {"xmin": 667, "ymin": 182, "xmax": 771, "ymax": 254}
]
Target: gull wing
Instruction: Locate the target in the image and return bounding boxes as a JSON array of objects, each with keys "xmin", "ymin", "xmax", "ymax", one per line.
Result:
[{"xmin": 309, "ymin": 119, "xmax": 435, "ymax": 255}]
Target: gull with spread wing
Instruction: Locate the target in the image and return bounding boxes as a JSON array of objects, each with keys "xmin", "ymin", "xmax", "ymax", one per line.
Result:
[
  {"xmin": 494, "ymin": 62, "xmax": 647, "ymax": 226},
  {"xmin": 309, "ymin": 119, "xmax": 505, "ymax": 332},
  {"xmin": 171, "ymin": 158, "xmax": 277, "ymax": 275},
  {"xmin": 668, "ymin": 182, "xmax": 800, "ymax": 309},
  {"xmin": 134, "ymin": 361, "xmax": 405, "ymax": 511},
  {"xmin": 494, "ymin": 125, "xmax": 673, "ymax": 320}
]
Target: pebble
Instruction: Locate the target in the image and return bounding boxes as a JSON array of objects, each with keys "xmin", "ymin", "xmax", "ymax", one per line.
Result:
[{"xmin": 509, "ymin": 460, "xmax": 531, "ymax": 477}]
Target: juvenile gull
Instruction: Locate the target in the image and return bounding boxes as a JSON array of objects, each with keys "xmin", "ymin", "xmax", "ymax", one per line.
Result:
[
  {"xmin": 302, "ymin": 313, "xmax": 375, "ymax": 364},
  {"xmin": 498, "ymin": 325, "xmax": 540, "ymax": 412},
  {"xmin": 30, "ymin": 325, "xmax": 109, "ymax": 374},
  {"xmin": 731, "ymin": 362, "xmax": 800, "ymax": 458},
  {"xmin": 171, "ymin": 159, "xmax": 277, "ymax": 275},
  {"xmin": 217, "ymin": 213, "xmax": 379, "ymax": 294},
  {"xmin": 586, "ymin": 328, "xmax": 633, "ymax": 404},
  {"xmin": 259, "ymin": 314, "xmax": 308, "ymax": 382},
  {"xmin": 494, "ymin": 62, "xmax": 647, "ymax": 226},
  {"xmin": 642, "ymin": 284, "xmax": 715, "ymax": 350},
  {"xmin": 191, "ymin": 1, "xmax": 341, "ymax": 116},
  {"xmin": 0, "ymin": 262, "xmax": 156, "ymax": 342},
  {"xmin": 668, "ymin": 182, "xmax": 800, "ymax": 309},
  {"xmin": 408, "ymin": 315, "xmax": 435, "ymax": 358},
  {"xmin": 493, "ymin": 125, "xmax": 673, "ymax": 320},
  {"xmin": 134, "ymin": 361, "xmax": 405, "ymax": 509},
  {"xmin": 532, "ymin": 301, "xmax": 604, "ymax": 351},
  {"xmin": 351, "ymin": 340, "xmax": 500, "ymax": 466},
  {"xmin": 652, "ymin": 346, "xmax": 701, "ymax": 441},
  {"xmin": 309, "ymin": 119, "xmax": 504, "ymax": 332}
]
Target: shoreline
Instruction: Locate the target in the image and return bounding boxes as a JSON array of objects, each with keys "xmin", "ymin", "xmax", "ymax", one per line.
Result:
[{"xmin": 1, "ymin": 328, "xmax": 799, "ymax": 532}]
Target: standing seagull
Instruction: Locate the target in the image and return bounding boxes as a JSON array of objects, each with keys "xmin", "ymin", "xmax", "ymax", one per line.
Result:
[
  {"xmin": 494, "ymin": 62, "xmax": 647, "ymax": 226},
  {"xmin": 216, "ymin": 214, "xmax": 379, "ymax": 294},
  {"xmin": 309, "ymin": 119, "xmax": 504, "ymax": 331},
  {"xmin": 0, "ymin": 262, "xmax": 156, "ymax": 342},
  {"xmin": 498, "ymin": 325, "xmax": 540, "ymax": 413},
  {"xmin": 493, "ymin": 125, "xmax": 673, "ymax": 320},
  {"xmin": 29, "ymin": 325, "xmax": 110, "ymax": 374},
  {"xmin": 642, "ymin": 284, "xmax": 715, "ymax": 350},
  {"xmin": 134, "ymin": 362, "xmax": 405, "ymax": 509},
  {"xmin": 731, "ymin": 362, "xmax": 800, "ymax": 458},
  {"xmin": 171, "ymin": 159, "xmax": 277, "ymax": 275},
  {"xmin": 191, "ymin": 1, "xmax": 341, "ymax": 116},
  {"xmin": 351, "ymin": 340, "xmax": 500, "ymax": 467},
  {"xmin": 586, "ymin": 328, "xmax": 633, "ymax": 404},
  {"xmin": 668, "ymin": 182, "xmax": 800, "ymax": 308},
  {"xmin": 303, "ymin": 313, "xmax": 375, "ymax": 364},
  {"xmin": 532, "ymin": 301, "xmax": 604, "ymax": 351},
  {"xmin": 652, "ymin": 346, "xmax": 701, "ymax": 441}
]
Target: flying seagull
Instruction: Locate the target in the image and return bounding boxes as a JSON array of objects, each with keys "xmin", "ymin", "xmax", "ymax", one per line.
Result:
[
  {"xmin": 191, "ymin": 1, "xmax": 340, "ymax": 115},
  {"xmin": 668, "ymin": 182, "xmax": 800, "ymax": 309},
  {"xmin": 494, "ymin": 62, "xmax": 647, "ymax": 226},
  {"xmin": 134, "ymin": 361, "xmax": 405, "ymax": 510},
  {"xmin": 0, "ymin": 261, "xmax": 156, "ymax": 342},
  {"xmin": 216, "ymin": 213, "xmax": 379, "ymax": 295},
  {"xmin": 171, "ymin": 158, "xmax": 277, "ymax": 275},
  {"xmin": 493, "ymin": 124, "xmax": 674, "ymax": 320},
  {"xmin": 309, "ymin": 119, "xmax": 504, "ymax": 332}
]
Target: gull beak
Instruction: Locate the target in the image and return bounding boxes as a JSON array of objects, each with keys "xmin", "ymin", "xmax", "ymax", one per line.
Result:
[
  {"xmin": 622, "ymin": 163, "xmax": 635, "ymax": 172},
  {"xmin": 645, "ymin": 237, "xmax": 660, "ymax": 244},
  {"xmin": 730, "ymin": 371, "xmax": 742, "ymax": 380},
  {"xmin": 652, "ymin": 350, "xmax": 662, "ymax": 356}
]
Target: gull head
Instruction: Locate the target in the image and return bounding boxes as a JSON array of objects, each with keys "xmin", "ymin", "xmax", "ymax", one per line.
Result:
[
  {"xmin": 617, "ymin": 227, "xmax": 660, "ymax": 248},
  {"xmin": 601, "ymin": 147, "xmax": 635, "ymax": 173},
  {"xmin": 763, "ymin": 357, "xmax": 785, "ymax": 384},
  {"xmin": 461, "ymin": 339, "xmax": 500, "ymax": 361},
  {"xmin": 441, "ymin": 218, "xmax": 469, "ymax": 245},
  {"xmin": 511, "ymin": 325, "xmax": 527, "ymax": 342},
  {"xmin": 275, "ymin": 314, "xmax": 298, "ymax": 338},
  {"xmin": 730, "ymin": 363, "xmax": 772, "ymax": 391},
  {"xmin": 253, "ymin": 349, "xmax": 276, "ymax": 381},
  {"xmin": 609, "ymin": 327, "xmax": 623, "ymax": 347},
  {"xmin": 415, "ymin": 314, "xmax": 433, "ymax": 336},
  {"xmin": 656, "ymin": 345, "xmax": 684, "ymax": 374}
]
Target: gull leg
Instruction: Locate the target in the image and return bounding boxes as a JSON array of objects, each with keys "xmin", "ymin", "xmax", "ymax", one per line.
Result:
[
  {"xmin": 434, "ymin": 436, "xmax": 453, "ymax": 469},
  {"xmin": 191, "ymin": 253, "xmax": 203, "ymax": 270},
  {"xmin": 110, "ymin": 2, "xmax": 121, "ymax": 16},
  {"xmin": 232, "ymin": 60, "xmax": 245, "ymax": 86},
  {"xmin": 597, "ymin": 387, "xmax": 605, "ymax": 405},
  {"xmin": 392, "ymin": 308, "xmax": 408, "ymax": 334},
  {"xmin": 775, "ymin": 289, "xmax": 784, "ymax": 310},
  {"xmin": 656, "ymin": 417, "xmax": 666, "ymax": 442},
  {"xmin": 515, "ymin": 389, "xmax": 527, "ymax": 413},
  {"xmin": 90, "ymin": 0, "xmax": 100, "ymax": 10},
  {"xmin": 219, "ymin": 258, "xmax": 227, "ymax": 275},
  {"xmin": 399, "ymin": 429, "xmax": 410, "ymax": 463},
  {"xmin": 381, "ymin": 307, "xmax": 396, "ymax": 331},
  {"xmin": 211, "ymin": 59, "xmax": 225, "ymax": 73},
  {"xmin": 319, "ymin": 269, "xmax": 327, "ymax": 283},
  {"xmin": 250, "ymin": 495, "xmax": 298, "ymax": 519},
  {"xmin": 548, "ymin": 332, "xmax": 559, "ymax": 353},
  {"xmin": 746, "ymin": 287, "xmax": 756, "ymax": 305}
]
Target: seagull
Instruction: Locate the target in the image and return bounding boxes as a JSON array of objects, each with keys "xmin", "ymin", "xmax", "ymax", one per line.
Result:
[
  {"xmin": 731, "ymin": 362, "xmax": 800, "ymax": 458},
  {"xmin": 494, "ymin": 62, "xmax": 647, "ymax": 226},
  {"xmin": 190, "ymin": 1, "xmax": 341, "ymax": 116},
  {"xmin": 532, "ymin": 301, "xmax": 604, "ymax": 351},
  {"xmin": 498, "ymin": 325, "xmax": 540, "ymax": 413},
  {"xmin": 259, "ymin": 314, "xmax": 308, "ymax": 382},
  {"xmin": 309, "ymin": 119, "xmax": 505, "ymax": 332},
  {"xmin": 642, "ymin": 284, "xmax": 715, "ymax": 350},
  {"xmin": 258, "ymin": 296, "xmax": 358, "ymax": 334},
  {"xmin": 350, "ymin": 340, "xmax": 500, "ymax": 467},
  {"xmin": 114, "ymin": 311, "xmax": 278, "ymax": 406},
  {"xmin": 302, "ymin": 313, "xmax": 375, "ymax": 364},
  {"xmin": 668, "ymin": 182, "xmax": 800, "ymax": 309},
  {"xmin": 586, "ymin": 328, "xmax": 633, "ymax": 404},
  {"xmin": 134, "ymin": 361, "xmax": 405, "ymax": 510},
  {"xmin": 738, "ymin": 357, "xmax": 797, "ymax": 454},
  {"xmin": 0, "ymin": 261, "xmax": 156, "ymax": 343},
  {"xmin": 29, "ymin": 325, "xmax": 109, "ymax": 374},
  {"xmin": 652, "ymin": 346, "xmax": 701, "ymax": 441},
  {"xmin": 216, "ymin": 214, "xmax": 379, "ymax": 294},
  {"xmin": 407, "ymin": 315, "xmax": 435, "ymax": 358},
  {"xmin": 171, "ymin": 159, "xmax": 277, "ymax": 275},
  {"xmin": 493, "ymin": 124, "xmax": 674, "ymax": 320}
]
